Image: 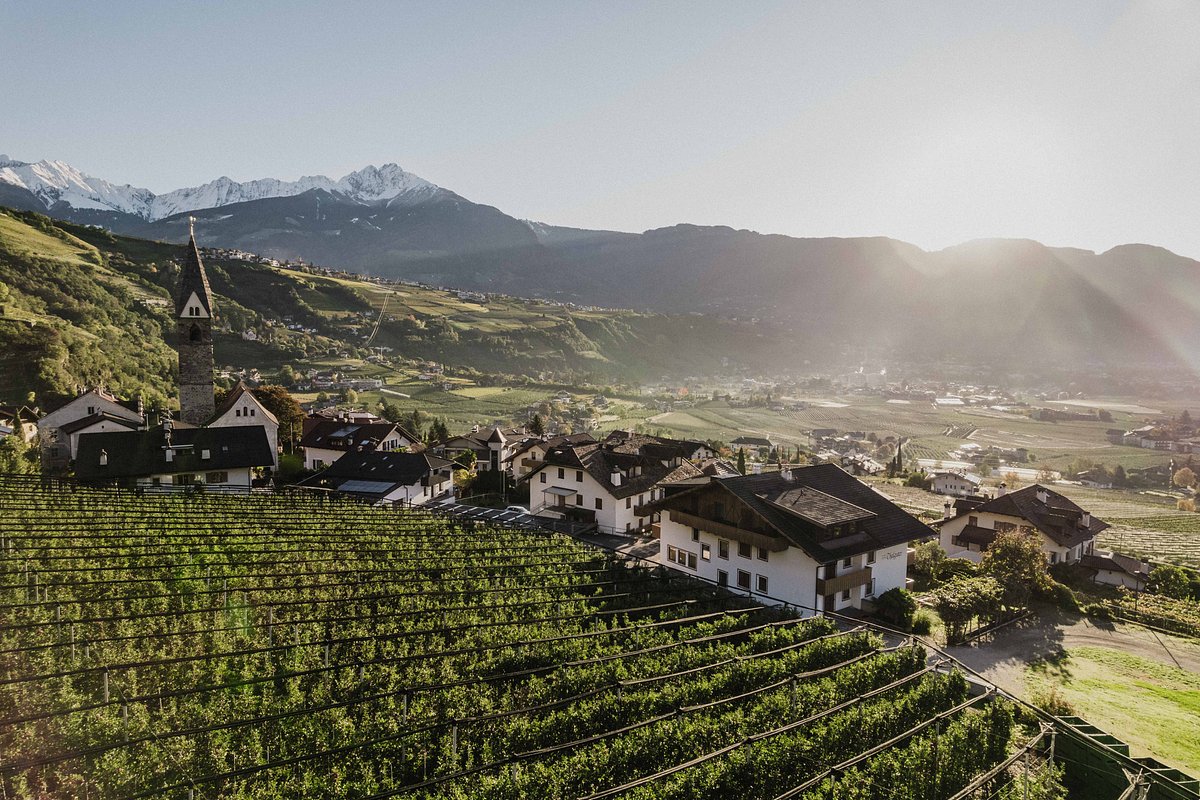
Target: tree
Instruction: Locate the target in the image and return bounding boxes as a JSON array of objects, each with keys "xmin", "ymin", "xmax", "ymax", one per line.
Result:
[
  {"xmin": 1003, "ymin": 470, "xmax": 1021, "ymax": 489},
  {"xmin": 931, "ymin": 576, "xmax": 1002, "ymax": 643},
  {"xmin": 278, "ymin": 364, "xmax": 297, "ymax": 387},
  {"xmin": 0, "ymin": 436, "xmax": 38, "ymax": 474},
  {"xmin": 1147, "ymin": 565, "xmax": 1191, "ymax": 599},
  {"xmin": 1036, "ymin": 465, "xmax": 1056, "ymax": 483},
  {"xmin": 736, "ymin": 448, "xmax": 747, "ymax": 475},
  {"xmin": 338, "ymin": 388, "xmax": 359, "ymax": 405},
  {"xmin": 1113, "ymin": 464, "xmax": 1127, "ymax": 487},
  {"xmin": 980, "ymin": 530, "xmax": 1051, "ymax": 610},
  {"xmin": 251, "ymin": 385, "xmax": 306, "ymax": 449},
  {"xmin": 427, "ymin": 417, "xmax": 450, "ymax": 444},
  {"xmin": 911, "ymin": 540, "xmax": 948, "ymax": 582},
  {"xmin": 529, "ymin": 413, "xmax": 546, "ymax": 437},
  {"xmin": 874, "ymin": 587, "xmax": 917, "ymax": 629},
  {"xmin": 1173, "ymin": 467, "xmax": 1197, "ymax": 490},
  {"xmin": 904, "ymin": 470, "xmax": 931, "ymax": 490}
]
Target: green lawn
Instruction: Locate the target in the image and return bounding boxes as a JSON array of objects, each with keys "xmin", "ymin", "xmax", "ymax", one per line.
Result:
[{"xmin": 1025, "ymin": 647, "xmax": 1200, "ymax": 774}]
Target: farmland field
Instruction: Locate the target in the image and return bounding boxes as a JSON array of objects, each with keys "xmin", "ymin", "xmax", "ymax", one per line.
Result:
[{"xmin": 1, "ymin": 481, "xmax": 1039, "ymax": 799}]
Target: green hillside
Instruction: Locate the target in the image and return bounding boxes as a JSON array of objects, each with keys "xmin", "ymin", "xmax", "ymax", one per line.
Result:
[{"xmin": 0, "ymin": 208, "xmax": 784, "ymax": 411}]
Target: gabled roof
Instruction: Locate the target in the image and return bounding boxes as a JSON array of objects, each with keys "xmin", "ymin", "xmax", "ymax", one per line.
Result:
[
  {"xmin": 530, "ymin": 436, "xmax": 703, "ymax": 500},
  {"xmin": 945, "ymin": 484, "xmax": 1108, "ymax": 548},
  {"xmin": 505, "ymin": 432, "xmax": 597, "ymax": 462},
  {"xmin": 58, "ymin": 412, "xmax": 143, "ymax": 436},
  {"xmin": 297, "ymin": 451, "xmax": 454, "ymax": 498},
  {"xmin": 210, "ymin": 382, "xmax": 278, "ymax": 425},
  {"xmin": 42, "ymin": 387, "xmax": 143, "ymax": 420},
  {"xmin": 75, "ymin": 425, "xmax": 272, "ymax": 480},
  {"xmin": 1080, "ymin": 551, "xmax": 1149, "ymax": 579},
  {"xmin": 175, "ymin": 236, "xmax": 214, "ymax": 316},
  {"xmin": 300, "ymin": 420, "xmax": 401, "ymax": 452},
  {"xmin": 650, "ymin": 464, "xmax": 935, "ymax": 562}
]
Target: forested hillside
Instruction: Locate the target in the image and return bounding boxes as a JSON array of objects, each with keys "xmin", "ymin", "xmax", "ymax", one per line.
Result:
[{"xmin": 0, "ymin": 209, "xmax": 786, "ymax": 410}]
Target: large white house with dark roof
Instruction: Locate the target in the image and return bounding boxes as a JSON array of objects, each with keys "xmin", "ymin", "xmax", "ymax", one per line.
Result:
[{"xmin": 649, "ymin": 465, "xmax": 933, "ymax": 614}]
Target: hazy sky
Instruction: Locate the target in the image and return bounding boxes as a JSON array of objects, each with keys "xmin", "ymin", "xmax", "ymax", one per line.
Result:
[{"xmin": 4, "ymin": 1, "xmax": 1199, "ymax": 257}]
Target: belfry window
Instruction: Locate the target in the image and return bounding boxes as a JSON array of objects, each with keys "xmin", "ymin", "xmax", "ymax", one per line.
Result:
[{"xmin": 189, "ymin": 324, "xmax": 202, "ymax": 342}]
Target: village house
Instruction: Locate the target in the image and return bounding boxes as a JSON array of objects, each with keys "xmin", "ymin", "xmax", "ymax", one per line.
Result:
[
  {"xmin": 36, "ymin": 388, "xmax": 146, "ymax": 469},
  {"xmin": 0, "ymin": 406, "xmax": 38, "ymax": 444},
  {"xmin": 430, "ymin": 425, "xmax": 527, "ymax": 472},
  {"xmin": 299, "ymin": 416, "xmax": 418, "ymax": 471},
  {"xmin": 1079, "ymin": 551, "xmax": 1151, "ymax": 592},
  {"xmin": 938, "ymin": 484, "xmax": 1107, "ymax": 566},
  {"xmin": 649, "ymin": 464, "xmax": 930, "ymax": 614},
  {"xmin": 298, "ymin": 450, "xmax": 455, "ymax": 506},
  {"xmin": 505, "ymin": 432, "xmax": 596, "ymax": 480},
  {"xmin": 207, "ymin": 382, "xmax": 280, "ymax": 470},
  {"xmin": 75, "ymin": 419, "xmax": 273, "ymax": 491},
  {"xmin": 929, "ymin": 470, "xmax": 983, "ymax": 497},
  {"xmin": 525, "ymin": 431, "xmax": 704, "ymax": 535}
]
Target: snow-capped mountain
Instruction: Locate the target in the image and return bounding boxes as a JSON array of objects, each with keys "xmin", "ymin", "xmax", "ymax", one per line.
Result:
[{"xmin": 0, "ymin": 155, "xmax": 443, "ymax": 221}]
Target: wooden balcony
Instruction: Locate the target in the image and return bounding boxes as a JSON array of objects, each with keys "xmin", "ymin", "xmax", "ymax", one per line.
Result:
[
  {"xmin": 817, "ymin": 566, "xmax": 873, "ymax": 596},
  {"xmin": 666, "ymin": 510, "xmax": 788, "ymax": 552}
]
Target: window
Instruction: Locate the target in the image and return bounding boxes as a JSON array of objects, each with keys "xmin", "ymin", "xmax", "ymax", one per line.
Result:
[
  {"xmin": 717, "ymin": 570, "xmax": 728, "ymax": 587},
  {"xmin": 867, "ymin": 550, "xmax": 876, "ymax": 565},
  {"xmin": 1049, "ymin": 552, "xmax": 1058, "ymax": 564},
  {"xmin": 756, "ymin": 574, "xmax": 768, "ymax": 594},
  {"xmin": 87, "ymin": 406, "xmax": 95, "ymax": 415},
  {"xmin": 576, "ymin": 470, "xmax": 583, "ymax": 482},
  {"xmin": 189, "ymin": 324, "xmax": 202, "ymax": 342},
  {"xmin": 558, "ymin": 468, "xmax": 565, "ymax": 479},
  {"xmin": 626, "ymin": 497, "xmax": 632, "ymax": 509},
  {"xmin": 576, "ymin": 494, "xmax": 583, "ymax": 506},
  {"xmin": 841, "ymin": 556, "xmax": 853, "ymax": 569},
  {"xmin": 692, "ymin": 528, "xmax": 700, "ymax": 542},
  {"xmin": 205, "ymin": 471, "xmax": 228, "ymax": 484},
  {"xmin": 595, "ymin": 497, "xmax": 603, "ymax": 510},
  {"xmin": 736, "ymin": 570, "xmax": 751, "ymax": 590},
  {"xmin": 668, "ymin": 545, "xmax": 678, "ymax": 563},
  {"xmin": 174, "ymin": 473, "xmax": 195, "ymax": 485},
  {"xmin": 738, "ymin": 542, "xmax": 752, "ymax": 559},
  {"xmin": 841, "ymin": 588, "xmax": 851, "ymax": 601},
  {"xmin": 250, "ymin": 409, "xmax": 255, "ymax": 417},
  {"xmin": 701, "ymin": 544, "xmax": 711, "ymax": 561},
  {"xmin": 539, "ymin": 473, "xmax": 546, "ymax": 483},
  {"xmin": 968, "ymin": 515, "xmax": 979, "ymax": 526},
  {"xmin": 687, "ymin": 552, "xmax": 697, "ymax": 569},
  {"xmin": 757, "ymin": 547, "xmax": 768, "ymax": 562},
  {"xmin": 151, "ymin": 477, "xmax": 161, "ymax": 486},
  {"xmin": 718, "ymin": 540, "xmax": 729, "ymax": 560},
  {"xmin": 865, "ymin": 578, "xmax": 876, "ymax": 598}
]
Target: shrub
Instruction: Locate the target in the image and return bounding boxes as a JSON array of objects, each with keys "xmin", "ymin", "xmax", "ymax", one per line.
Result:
[
  {"xmin": 1030, "ymin": 685, "xmax": 1075, "ymax": 716},
  {"xmin": 874, "ymin": 587, "xmax": 918, "ymax": 629},
  {"xmin": 911, "ymin": 610, "xmax": 934, "ymax": 636},
  {"xmin": 1084, "ymin": 602, "xmax": 1114, "ymax": 621}
]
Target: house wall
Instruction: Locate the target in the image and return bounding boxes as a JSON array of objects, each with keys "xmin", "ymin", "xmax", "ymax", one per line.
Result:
[
  {"xmin": 303, "ymin": 432, "xmax": 404, "ymax": 470},
  {"xmin": 66, "ymin": 419, "xmax": 137, "ymax": 461},
  {"xmin": 531, "ymin": 468, "xmax": 657, "ymax": 534},
  {"xmin": 657, "ymin": 513, "xmax": 908, "ymax": 615},
  {"xmin": 136, "ymin": 467, "xmax": 254, "ymax": 492},
  {"xmin": 1093, "ymin": 569, "xmax": 1145, "ymax": 591},
  {"xmin": 383, "ymin": 476, "xmax": 450, "ymax": 507},
  {"xmin": 931, "ymin": 475, "xmax": 978, "ymax": 496}
]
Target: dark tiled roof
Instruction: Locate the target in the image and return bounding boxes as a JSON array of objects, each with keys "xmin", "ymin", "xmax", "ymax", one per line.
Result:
[
  {"xmin": 732, "ymin": 436, "xmax": 773, "ymax": 448},
  {"xmin": 1080, "ymin": 552, "xmax": 1149, "ymax": 578},
  {"xmin": 175, "ymin": 237, "xmax": 214, "ymax": 316},
  {"xmin": 655, "ymin": 464, "xmax": 935, "ymax": 562},
  {"xmin": 762, "ymin": 485, "xmax": 876, "ymax": 527},
  {"xmin": 298, "ymin": 451, "xmax": 454, "ymax": 497},
  {"xmin": 533, "ymin": 436, "xmax": 703, "ymax": 500},
  {"xmin": 76, "ymin": 426, "xmax": 272, "ymax": 480},
  {"xmin": 506, "ymin": 432, "xmax": 596, "ymax": 462},
  {"xmin": 946, "ymin": 484, "xmax": 1107, "ymax": 548},
  {"xmin": 955, "ymin": 525, "xmax": 997, "ymax": 547},
  {"xmin": 300, "ymin": 420, "xmax": 401, "ymax": 452}
]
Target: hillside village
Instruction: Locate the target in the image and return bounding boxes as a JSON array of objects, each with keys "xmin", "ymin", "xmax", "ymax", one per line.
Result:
[{"xmin": 5, "ymin": 232, "xmax": 1195, "ymax": 635}]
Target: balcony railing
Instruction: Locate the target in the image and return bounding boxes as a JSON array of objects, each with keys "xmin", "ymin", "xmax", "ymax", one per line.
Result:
[{"xmin": 816, "ymin": 566, "xmax": 872, "ymax": 596}]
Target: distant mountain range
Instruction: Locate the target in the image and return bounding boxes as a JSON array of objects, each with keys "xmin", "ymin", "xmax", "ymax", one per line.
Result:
[{"xmin": 3, "ymin": 154, "xmax": 1199, "ymax": 375}]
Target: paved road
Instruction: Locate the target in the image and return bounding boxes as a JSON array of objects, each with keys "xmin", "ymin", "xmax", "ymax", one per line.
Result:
[{"xmin": 944, "ymin": 608, "xmax": 1200, "ymax": 695}]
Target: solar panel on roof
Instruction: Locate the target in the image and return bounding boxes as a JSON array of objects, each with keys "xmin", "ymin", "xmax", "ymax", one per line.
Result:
[{"xmin": 336, "ymin": 480, "xmax": 395, "ymax": 494}]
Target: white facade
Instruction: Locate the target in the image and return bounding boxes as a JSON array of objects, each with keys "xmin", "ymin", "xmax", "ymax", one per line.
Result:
[
  {"xmin": 64, "ymin": 417, "xmax": 139, "ymax": 461},
  {"xmin": 930, "ymin": 472, "xmax": 981, "ymax": 497},
  {"xmin": 939, "ymin": 511, "xmax": 1095, "ymax": 565},
  {"xmin": 303, "ymin": 430, "xmax": 410, "ymax": 471},
  {"xmin": 209, "ymin": 391, "xmax": 280, "ymax": 469},
  {"xmin": 136, "ymin": 466, "xmax": 254, "ymax": 492},
  {"xmin": 532, "ymin": 467, "xmax": 660, "ymax": 535},
  {"xmin": 657, "ymin": 512, "xmax": 909, "ymax": 614},
  {"xmin": 38, "ymin": 390, "xmax": 142, "ymax": 466}
]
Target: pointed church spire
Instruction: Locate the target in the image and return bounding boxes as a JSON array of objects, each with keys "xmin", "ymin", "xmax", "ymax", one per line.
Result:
[{"xmin": 174, "ymin": 224, "xmax": 214, "ymax": 317}]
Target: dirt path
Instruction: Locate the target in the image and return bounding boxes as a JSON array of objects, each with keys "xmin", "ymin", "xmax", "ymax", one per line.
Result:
[{"xmin": 944, "ymin": 609, "xmax": 1200, "ymax": 695}]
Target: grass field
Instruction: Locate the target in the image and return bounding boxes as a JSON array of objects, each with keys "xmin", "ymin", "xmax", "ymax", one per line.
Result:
[{"xmin": 1025, "ymin": 647, "xmax": 1200, "ymax": 774}]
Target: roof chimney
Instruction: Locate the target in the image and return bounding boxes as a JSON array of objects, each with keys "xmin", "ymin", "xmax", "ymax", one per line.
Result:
[
  {"xmin": 99, "ymin": 449, "xmax": 108, "ymax": 467},
  {"xmin": 944, "ymin": 500, "xmax": 953, "ymax": 520},
  {"xmin": 1081, "ymin": 512, "xmax": 1091, "ymax": 528},
  {"xmin": 610, "ymin": 468, "xmax": 622, "ymax": 487},
  {"xmin": 780, "ymin": 467, "xmax": 794, "ymax": 481},
  {"xmin": 1036, "ymin": 488, "xmax": 1049, "ymax": 504},
  {"xmin": 996, "ymin": 483, "xmax": 1007, "ymax": 497}
]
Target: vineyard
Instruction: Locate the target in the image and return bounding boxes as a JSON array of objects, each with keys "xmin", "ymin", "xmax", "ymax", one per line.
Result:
[{"xmin": 0, "ymin": 481, "xmax": 1066, "ymax": 798}]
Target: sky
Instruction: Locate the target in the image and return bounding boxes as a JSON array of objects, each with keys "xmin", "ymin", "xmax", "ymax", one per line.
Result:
[{"xmin": 3, "ymin": 1, "xmax": 1199, "ymax": 258}]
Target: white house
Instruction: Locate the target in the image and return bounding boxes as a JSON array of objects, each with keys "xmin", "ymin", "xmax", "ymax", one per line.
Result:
[
  {"xmin": 526, "ymin": 431, "xmax": 705, "ymax": 535},
  {"xmin": 74, "ymin": 421, "xmax": 273, "ymax": 492},
  {"xmin": 207, "ymin": 383, "xmax": 280, "ymax": 470},
  {"xmin": 297, "ymin": 450, "xmax": 455, "ymax": 506},
  {"xmin": 929, "ymin": 471, "xmax": 982, "ymax": 497},
  {"xmin": 938, "ymin": 484, "xmax": 1106, "ymax": 566},
  {"xmin": 37, "ymin": 388, "xmax": 145, "ymax": 468},
  {"xmin": 506, "ymin": 432, "xmax": 596, "ymax": 480},
  {"xmin": 299, "ymin": 417, "xmax": 417, "ymax": 470},
  {"xmin": 650, "ymin": 464, "xmax": 929, "ymax": 615}
]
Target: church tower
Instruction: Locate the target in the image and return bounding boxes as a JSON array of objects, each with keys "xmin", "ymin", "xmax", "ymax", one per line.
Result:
[{"xmin": 175, "ymin": 221, "xmax": 216, "ymax": 425}]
